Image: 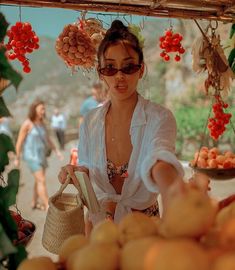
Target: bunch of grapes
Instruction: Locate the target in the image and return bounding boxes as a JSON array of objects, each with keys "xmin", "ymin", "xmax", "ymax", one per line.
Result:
[
  {"xmin": 159, "ymin": 29, "xmax": 185, "ymax": 62},
  {"xmin": 208, "ymin": 95, "xmax": 232, "ymax": 140},
  {"xmin": 5, "ymin": 21, "xmax": 40, "ymax": 73}
]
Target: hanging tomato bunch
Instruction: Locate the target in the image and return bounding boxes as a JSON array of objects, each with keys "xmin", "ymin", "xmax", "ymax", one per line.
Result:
[
  {"xmin": 207, "ymin": 95, "xmax": 232, "ymax": 141},
  {"xmin": 5, "ymin": 21, "xmax": 40, "ymax": 73},
  {"xmin": 159, "ymin": 28, "xmax": 185, "ymax": 62}
]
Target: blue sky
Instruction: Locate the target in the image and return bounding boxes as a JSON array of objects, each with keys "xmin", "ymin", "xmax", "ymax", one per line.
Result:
[{"xmin": 0, "ymin": 4, "xmax": 155, "ymax": 38}]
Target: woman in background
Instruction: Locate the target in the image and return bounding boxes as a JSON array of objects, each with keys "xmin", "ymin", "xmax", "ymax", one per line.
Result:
[{"xmin": 15, "ymin": 99, "xmax": 62, "ymax": 210}]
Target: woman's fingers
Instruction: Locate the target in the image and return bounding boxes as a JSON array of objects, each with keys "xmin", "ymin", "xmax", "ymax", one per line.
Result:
[
  {"xmin": 58, "ymin": 164, "xmax": 89, "ymax": 184},
  {"xmin": 188, "ymin": 172, "xmax": 211, "ymax": 193},
  {"xmin": 58, "ymin": 164, "xmax": 74, "ymax": 183}
]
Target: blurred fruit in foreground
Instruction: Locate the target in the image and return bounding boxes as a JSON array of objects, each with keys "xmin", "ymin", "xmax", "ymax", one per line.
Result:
[
  {"xmin": 160, "ymin": 185, "xmax": 218, "ymax": 238},
  {"xmin": 90, "ymin": 219, "xmax": 119, "ymax": 245},
  {"xmin": 215, "ymin": 201, "xmax": 235, "ymax": 227},
  {"xmin": 145, "ymin": 239, "xmax": 210, "ymax": 270},
  {"xmin": 66, "ymin": 242, "xmax": 120, "ymax": 270},
  {"xmin": 17, "ymin": 256, "xmax": 56, "ymax": 270},
  {"xmin": 121, "ymin": 237, "xmax": 164, "ymax": 270},
  {"xmin": 58, "ymin": 234, "xmax": 88, "ymax": 262},
  {"xmin": 211, "ymin": 252, "xmax": 235, "ymax": 270},
  {"xmin": 118, "ymin": 212, "xmax": 158, "ymax": 246}
]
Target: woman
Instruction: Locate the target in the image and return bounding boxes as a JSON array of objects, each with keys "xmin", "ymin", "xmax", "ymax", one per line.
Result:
[
  {"xmin": 15, "ymin": 99, "xmax": 62, "ymax": 210},
  {"xmin": 58, "ymin": 20, "xmax": 185, "ymax": 229}
]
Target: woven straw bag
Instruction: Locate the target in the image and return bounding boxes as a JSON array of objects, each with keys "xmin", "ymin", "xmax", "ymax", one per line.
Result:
[{"xmin": 42, "ymin": 176, "xmax": 85, "ymax": 254}]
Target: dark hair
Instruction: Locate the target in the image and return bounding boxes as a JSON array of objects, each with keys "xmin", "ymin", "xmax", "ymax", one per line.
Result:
[
  {"xmin": 28, "ymin": 99, "xmax": 45, "ymax": 122},
  {"xmin": 92, "ymin": 82, "xmax": 102, "ymax": 90},
  {"xmin": 97, "ymin": 20, "xmax": 143, "ymax": 66}
]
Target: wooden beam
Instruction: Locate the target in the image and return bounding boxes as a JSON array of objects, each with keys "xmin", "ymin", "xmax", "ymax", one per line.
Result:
[{"xmin": 0, "ymin": 0, "xmax": 234, "ymax": 22}]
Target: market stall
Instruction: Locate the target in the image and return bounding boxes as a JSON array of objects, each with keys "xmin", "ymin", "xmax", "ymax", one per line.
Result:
[{"xmin": 0, "ymin": 1, "xmax": 235, "ymax": 270}]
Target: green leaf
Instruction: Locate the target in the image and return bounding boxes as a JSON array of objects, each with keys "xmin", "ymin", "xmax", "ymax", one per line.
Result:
[
  {"xmin": 229, "ymin": 23, "xmax": 235, "ymax": 39},
  {"xmin": 0, "ymin": 223, "xmax": 17, "ymax": 261},
  {"xmin": 0, "ymin": 97, "xmax": 11, "ymax": 117},
  {"xmin": 0, "ymin": 170, "xmax": 19, "ymax": 208},
  {"xmin": 0, "ymin": 134, "xmax": 15, "ymax": 173},
  {"xmin": 232, "ymin": 62, "xmax": 235, "ymax": 73},
  {"xmin": 8, "ymin": 246, "xmax": 27, "ymax": 270},
  {"xmin": 0, "ymin": 13, "xmax": 9, "ymax": 43},
  {"xmin": 0, "ymin": 47, "xmax": 22, "ymax": 90},
  {"xmin": 0, "ymin": 208, "xmax": 18, "ymax": 241},
  {"xmin": 228, "ymin": 48, "xmax": 235, "ymax": 67},
  {"xmin": 6, "ymin": 170, "xmax": 20, "ymax": 206}
]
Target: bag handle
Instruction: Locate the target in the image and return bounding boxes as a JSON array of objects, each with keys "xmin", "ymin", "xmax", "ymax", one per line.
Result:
[{"xmin": 54, "ymin": 174, "xmax": 84, "ymax": 202}]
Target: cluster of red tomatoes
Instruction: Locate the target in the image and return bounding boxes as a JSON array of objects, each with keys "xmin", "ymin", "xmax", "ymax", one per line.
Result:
[
  {"xmin": 5, "ymin": 21, "xmax": 39, "ymax": 73},
  {"xmin": 159, "ymin": 29, "xmax": 185, "ymax": 62},
  {"xmin": 10, "ymin": 210, "xmax": 35, "ymax": 245},
  {"xmin": 208, "ymin": 95, "xmax": 232, "ymax": 141}
]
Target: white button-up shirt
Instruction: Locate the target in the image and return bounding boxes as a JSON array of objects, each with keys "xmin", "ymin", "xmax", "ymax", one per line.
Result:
[{"xmin": 78, "ymin": 94, "xmax": 184, "ymax": 224}]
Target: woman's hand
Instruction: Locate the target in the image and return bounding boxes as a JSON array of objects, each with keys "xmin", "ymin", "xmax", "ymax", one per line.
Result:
[
  {"xmin": 162, "ymin": 174, "xmax": 211, "ymax": 217},
  {"xmin": 161, "ymin": 177, "xmax": 186, "ymax": 212},
  {"xmin": 58, "ymin": 164, "xmax": 89, "ymax": 185},
  {"xmin": 188, "ymin": 172, "xmax": 211, "ymax": 194},
  {"xmin": 14, "ymin": 158, "xmax": 20, "ymax": 168}
]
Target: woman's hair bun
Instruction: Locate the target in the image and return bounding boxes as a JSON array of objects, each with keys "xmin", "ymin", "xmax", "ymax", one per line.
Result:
[{"xmin": 109, "ymin": 20, "xmax": 127, "ymax": 32}]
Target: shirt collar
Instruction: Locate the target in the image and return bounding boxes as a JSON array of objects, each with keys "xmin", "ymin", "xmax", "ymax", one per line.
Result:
[
  {"xmin": 101, "ymin": 94, "xmax": 147, "ymax": 128},
  {"xmin": 131, "ymin": 94, "xmax": 147, "ymax": 128}
]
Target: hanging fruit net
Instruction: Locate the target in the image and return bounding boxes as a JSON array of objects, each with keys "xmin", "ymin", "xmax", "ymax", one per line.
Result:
[{"xmin": 55, "ymin": 17, "xmax": 106, "ymax": 70}]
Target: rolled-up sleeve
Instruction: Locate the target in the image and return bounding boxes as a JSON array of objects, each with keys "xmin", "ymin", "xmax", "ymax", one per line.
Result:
[
  {"xmin": 141, "ymin": 110, "xmax": 184, "ymax": 193},
  {"xmin": 78, "ymin": 121, "xmax": 89, "ymax": 168}
]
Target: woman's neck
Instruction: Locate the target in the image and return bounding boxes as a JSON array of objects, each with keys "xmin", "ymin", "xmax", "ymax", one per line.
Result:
[
  {"xmin": 34, "ymin": 118, "xmax": 43, "ymax": 125},
  {"xmin": 109, "ymin": 92, "xmax": 138, "ymax": 119}
]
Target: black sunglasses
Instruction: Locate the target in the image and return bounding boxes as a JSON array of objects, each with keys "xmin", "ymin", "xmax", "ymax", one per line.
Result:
[{"xmin": 98, "ymin": 64, "xmax": 142, "ymax": 76}]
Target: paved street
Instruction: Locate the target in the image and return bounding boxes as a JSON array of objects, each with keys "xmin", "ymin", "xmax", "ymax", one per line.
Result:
[{"xmin": 15, "ymin": 145, "xmax": 235, "ymax": 260}]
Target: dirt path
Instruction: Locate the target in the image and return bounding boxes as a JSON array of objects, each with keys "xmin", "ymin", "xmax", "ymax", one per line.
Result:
[
  {"xmin": 16, "ymin": 141, "xmax": 78, "ymax": 259},
  {"xmin": 16, "ymin": 148, "xmax": 235, "ymax": 260}
]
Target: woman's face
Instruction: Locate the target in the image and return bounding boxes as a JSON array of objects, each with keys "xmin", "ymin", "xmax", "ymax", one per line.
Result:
[
  {"xmin": 99, "ymin": 42, "xmax": 144, "ymax": 101},
  {"xmin": 35, "ymin": 103, "xmax": 46, "ymax": 120}
]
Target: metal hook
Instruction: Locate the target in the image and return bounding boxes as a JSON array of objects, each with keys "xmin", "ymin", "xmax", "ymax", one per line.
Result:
[
  {"xmin": 123, "ymin": 14, "xmax": 130, "ymax": 25},
  {"xmin": 81, "ymin": 10, "xmax": 87, "ymax": 21},
  {"xmin": 168, "ymin": 18, "xmax": 173, "ymax": 30},
  {"xmin": 19, "ymin": 5, "xmax": 22, "ymax": 22},
  {"xmin": 209, "ymin": 20, "xmax": 218, "ymax": 31},
  {"xmin": 96, "ymin": 12, "xmax": 102, "ymax": 24},
  {"xmin": 110, "ymin": 14, "xmax": 113, "ymax": 26},
  {"xmin": 139, "ymin": 16, "xmax": 145, "ymax": 30}
]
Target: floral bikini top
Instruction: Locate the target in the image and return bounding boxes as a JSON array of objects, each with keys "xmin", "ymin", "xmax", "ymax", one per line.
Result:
[{"xmin": 107, "ymin": 159, "xmax": 128, "ymax": 181}]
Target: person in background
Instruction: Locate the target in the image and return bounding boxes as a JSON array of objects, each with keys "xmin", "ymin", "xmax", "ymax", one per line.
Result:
[
  {"xmin": 15, "ymin": 99, "xmax": 62, "ymax": 210},
  {"xmin": 51, "ymin": 108, "xmax": 67, "ymax": 150},
  {"xmin": 58, "ymin": 20, "xmax": 208, "ymax": 234},
  {"xmin": 78, "ymin": 82, "xmax": 108, "ymax": 126}
]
